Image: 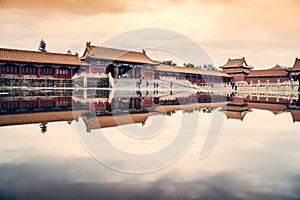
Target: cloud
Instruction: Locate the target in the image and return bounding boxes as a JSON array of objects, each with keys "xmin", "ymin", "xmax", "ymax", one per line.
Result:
[
  {"xmin": 0, "ymin": 158, "xmax": 299, "ymax": 200},
  {"xmin": 0, "ymin": 0, "xmax": 130, "ymax": 14}
]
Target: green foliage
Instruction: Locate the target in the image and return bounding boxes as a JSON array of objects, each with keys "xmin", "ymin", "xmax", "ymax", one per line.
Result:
[
  {"xmin": 162, "ymin": 60, "xmax": 177, "ymax": 66},
  {"xmin": 183, "ymin": 63, "xmax": 195, "ymax": 68},
  {"xmin": 164, "ymin": 111, "xmax": 176, "ymax": 116},
  {"xmin": 38, "ymin": 39, "xmax": 47, "ymax": 52}
]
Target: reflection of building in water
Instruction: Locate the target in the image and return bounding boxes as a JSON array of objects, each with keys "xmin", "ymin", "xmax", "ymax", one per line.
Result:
[
  {"xmin": 82, "ymin": 92, "xmax": 230, "ymax": 132},
  {"xmin": 1, "ymin": 91, "xmax": 300, "ymax": 132},
  {"xmin": 219, "ymin": 97, "xmax": 252, "ymax": 121},
  {"xmin": 240, "ymin": 93, "xmax": 300, "ymax": 122},
  {"xmin": 82, "ymin": 112, "xmax": 157, "ymax": 132},
  {"xmin": 0, "ymin": 93, "xmax": 90, "ymax": 131}
]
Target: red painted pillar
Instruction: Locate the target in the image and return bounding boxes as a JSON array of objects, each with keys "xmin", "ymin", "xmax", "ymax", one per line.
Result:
[
  {"xmin": 19, "ymin": 65, "xmax": 22, "ymax": 77},
  {"xmin": 70, "ymin": 68, "xmax": 73, "ymax": 78},
  {"xmin": 38, "ymin": 98, "xmax": 41, "ymax": 109},
  {"xmin": 37, "ymin": 66, "xmax": 41, "ymax": 78},
  {"xmin": 19, "ymin": 98, "xmax": 22, "ymax": 111},
  {"xmin": 115, "ymin": 65, "xmax": 119, "ymax": 78},
  {"xmin": 55, "ymin": 97, "xmax": 58, "ymax": 108},
  {"xmin": 131, "ymin": 67, "xmax": 135, "ymax": 78},
  {"xmin": 54, "ymin": 67, "xmax": 57, "ymax": 78}
]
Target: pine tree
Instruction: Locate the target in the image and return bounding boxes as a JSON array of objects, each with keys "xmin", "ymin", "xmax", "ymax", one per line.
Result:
[
  {"xmin": 39, "ymin": 122, "xmax": 48, "ymax": 134},
  {"xmin": 38, "ymin": 39, "xmax": 47, "ymax": 52}
]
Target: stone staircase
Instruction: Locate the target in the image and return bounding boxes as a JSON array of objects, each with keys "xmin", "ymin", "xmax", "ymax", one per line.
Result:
[{"xmin": 113, "ymin": 78, "xmax": 193, "ymax": 91}]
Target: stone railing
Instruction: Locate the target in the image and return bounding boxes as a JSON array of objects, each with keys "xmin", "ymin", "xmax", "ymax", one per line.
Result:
[
  {"xmin": 160, "ymin": 76, "xmax": 232, "ymax": 92},
  {"xmin": 160, "ymin": 76, "xmax": 197, "ymax": 89},
  {"xmin": 235, "ymin": 80, "xmax": 299, "ymax": 93}
]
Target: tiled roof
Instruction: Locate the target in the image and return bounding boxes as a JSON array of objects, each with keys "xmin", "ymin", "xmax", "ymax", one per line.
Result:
[
  {"xmin": 0, "ymin": 48, "xmax": 82, "ymax": 66},
  {"xmin": 0, "ymin": 110, "xmax": 89, "ymax": 127},
  {"xmin": 81, "ymin": 42, "xmax": 158, "ymax": 65},
  {"xmin": 288, "ymin": 110, "xmax": 300, "ymax": 122},
  {"xmin": 220, "ymin": 57, "xmax": 253, "ymax": 69},
  {"xmin": 270, "ymin": 64, "xmax": 287, "ymax": 70},
  {"xmin": 156, "ymin": 64, "xmax": 232, "ymax": 77},
  {"xmin": 247, "ymin": 69, "xmax": 288, "ymax": 77},
  {"xmin": 289, "ymin": 57, "xmax": 300, "ymax": 71}
]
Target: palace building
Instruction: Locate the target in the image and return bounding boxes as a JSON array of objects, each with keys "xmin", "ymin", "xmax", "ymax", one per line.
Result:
[
  {"xmin": 220, "ymin": 57, "xmax": 300, "ymax": 89},
  {"xmin": 81, "ymin": 42, "xmax": 158, "ymax": 79},
  {"xmin": 0, "ymin": 42, "xmax": 300, "ymax": 89},
  {"xmin": 219, "ymin": 57, "xmax": 253, "ymax": 82},
  {"xmin": 0, "ymin": 48, "xmax": 82, "ymax": 87}
]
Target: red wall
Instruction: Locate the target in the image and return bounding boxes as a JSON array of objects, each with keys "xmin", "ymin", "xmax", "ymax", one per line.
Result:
[
  {"xmin": 233, "ymin": 76, "xmax": 245, "ymax": 82},
  {"xmin": 141, "ymin": 69, "xmax": 154, "ymax": 79},
  {"xmin": 90, "ymin": 65, "xmax": 106, "ymax": 74}
]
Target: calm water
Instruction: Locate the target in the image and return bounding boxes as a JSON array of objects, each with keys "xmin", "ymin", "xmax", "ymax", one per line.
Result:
[{"xmin": 1, "ymin": 88, "xmax": 300, "ymax": 200}]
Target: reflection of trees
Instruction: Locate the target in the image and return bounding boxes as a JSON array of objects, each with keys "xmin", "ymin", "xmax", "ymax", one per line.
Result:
[
  {"xmin": 183, "ymin": 109, "xmax": 194, "ymax": 114},
  {"xmin": 39, "ymin": 122, "xmax": 48, "ymax": 134},
  {"xmin": 202, "ymin": 107, "xmax": 217, "ymax": 113},
  {"xmin": 163, "ymin": 111, "xmax": 176, "ymax": 116},
  {"xmin": 182, "ymin": 107, "xmax": 218, "ymax": 114}
]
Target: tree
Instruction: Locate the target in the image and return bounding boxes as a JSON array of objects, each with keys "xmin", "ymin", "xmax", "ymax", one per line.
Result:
[
  {"xmin": 183, "ymin": 63, "xmax": 195, "ymax": 68},
  {"xmin": 39, "ymin": 122, "xmax": 48, "ymax": 134},
  {"xmin": 162, "ymin": 60, "xmax": 177, "ymax": 66},
  {"xmin": 38, "ymin": 39, "xmax": 47, "ymax": 52},
  {"xmin": 67, "ymin": 50, "xmax": 72, "ymax": 54},
  {"xmin": 203, "ymin": 64, "xmax": 218, "ymax": 71}
]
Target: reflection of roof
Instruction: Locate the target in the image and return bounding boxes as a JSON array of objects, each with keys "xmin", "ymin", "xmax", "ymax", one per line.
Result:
[
  {"xmin": 81, "ymin": 42, "xmax": 157, "ymax": 65},
  {"xmin": 288, "ymin": 110, "xmax": 300, "ymax": 122},
  {"xmin": 247, "ymin": 102, "xmax": 287, "ymax": 115},
  {"xmin": 0, "ymin": 48, "xmax": 82, "ymax": 66},
  {"xmin": 219, "ymin": 110, "xmax": 251, "ymax": 121},
  {"xmin": 156, "ymin": 64, "xmax": 231, "ymax": 77},
  {"xmin": 219, "ymin": 101, "xmax": 251, "ymax": 121},
  {"xmin": 220, "ymin": 57, "xmax": 253, "ymax": 69},
  {"xmin": 0, "ymin": 110, "xmax": 89, "ymax": 127},
  {"xmin": 247, "ymin": 69, "xmax": 288, "ymax": 77},
  {"xmin": 83, "ymin": 112, "xmax": 157, "ymax": 131}
]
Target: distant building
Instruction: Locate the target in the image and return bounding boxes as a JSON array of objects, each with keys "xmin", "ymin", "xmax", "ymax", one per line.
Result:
[
  {"xmin": 219, "ymin": 57, "xmax": 253, "ymax": 82},
  {"xmin": 220, "ymin": 57, "xmax": 300, "ymax": 87},
  {"xmin": 288, "ymin": 57, "xmax": 300, "ymax": 82},
  {"xmin": 245, "ymin": 65, "xmax": 289, "ymax": 83}
]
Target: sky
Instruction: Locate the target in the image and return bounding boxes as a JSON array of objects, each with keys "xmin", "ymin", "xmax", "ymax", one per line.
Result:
[
  {"xmin": 0, "ymin": 0, "xmax": 300, "ymax": 68},
  {"xmin": 1, "ymin": 108, "xmax": 300, "ymax": 199}
]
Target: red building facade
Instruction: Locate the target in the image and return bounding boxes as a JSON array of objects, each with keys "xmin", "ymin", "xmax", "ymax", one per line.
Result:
[
  {"xmin": 80, "ymin": 42, "xmax": 158, "ymax": 79},
  {"xmin": 0, "ymin": 48, "xmax": 81, "ymax": 87}
]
